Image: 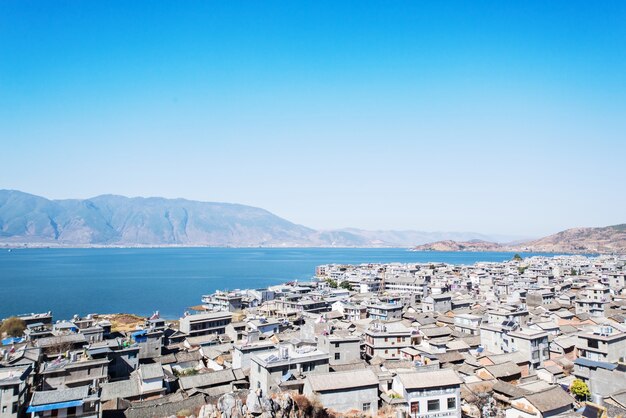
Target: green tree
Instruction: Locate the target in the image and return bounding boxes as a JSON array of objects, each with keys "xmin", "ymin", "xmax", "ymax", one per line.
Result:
[
  {"xmin": 512, "ymin": 253, "xmax": 522, "ymax": 261},
  {"xmin": 325, "ymin": 279, "xmax": 338, "ymax": 288},
  {"xmin": 0, "ymin": 317, "xmax": 26, "ymax": 337},
  {"xmin": 570, "ymin": 379, "xmax": 590, "ymax": 400},
  {"xmin": 339, "ymin": 281, "xmax": 353, "ymax": 291},
  {"xmin": 570, "ymin": 268, "xmax": 578, "ymax": 276}
]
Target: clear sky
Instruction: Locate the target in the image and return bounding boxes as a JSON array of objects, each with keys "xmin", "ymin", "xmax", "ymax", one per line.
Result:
[{"xmin": 1, "ymin": 1, "xmax": 625, "ymax": 237}]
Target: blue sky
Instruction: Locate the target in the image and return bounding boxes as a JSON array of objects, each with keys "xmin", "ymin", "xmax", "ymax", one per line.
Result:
[{"xmin": 1, "ymin": 1, "xmax": 625, "ymax": 237}]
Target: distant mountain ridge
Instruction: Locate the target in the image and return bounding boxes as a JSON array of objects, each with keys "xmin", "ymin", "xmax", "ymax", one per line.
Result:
[
  {"xmin": 0, "ymin": 190, "xmax": 506, "ymax": 247},
  {"xmin": 411, "ymin": 224, "xmax": 626, "ymax": 254}
]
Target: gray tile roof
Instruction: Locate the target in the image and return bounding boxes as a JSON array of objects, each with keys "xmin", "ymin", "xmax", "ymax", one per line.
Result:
[
  {"xmin": 101, "ymin": 379, "xmax": 141, "ymax": 402},
  {"xmin": 483, "ymin": 361, "xmax": 521, "ymax": 378},
  {"xmin": 178, "ymin": 369, "xmax": 236, "ymax": 390},
  {"xmin": 522, "ymin": 386, "xmax": 575, "ymax": 413},
  {"xmin": 397, "ymin": 369, "xmax": 462, "ymax": 390},
  {"xmin": 31, "ymin": 386, "xmax": 90, "ymax": 406},
  {"xmin": 139, "ymin": 363, "xmax": 164, "ymax": 380},
  {"xmin": 37, "ymin": 333, "xmax": 87, "ymax": 348},
  {"xmin": 306, "ymin": 369, "xmax": 379, "ymax": 392}
]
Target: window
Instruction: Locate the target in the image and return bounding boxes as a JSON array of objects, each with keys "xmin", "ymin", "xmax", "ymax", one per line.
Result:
[
  {"xmin": 588, "ymin": 339, "xmax": 599, "ymax": 349},
  {"xmin": 257, "ymin": 364, "xmax": 261, "ymax": 373},
  {"xmin": 334, "ymin": 353, "xmax": 341, "ymax": 360},
  {"xmin": 384, "ymin": 337, "xmax": 388, "ymax": 342},
  {"xmin": 427, "ymin": 400, "xmax": 440, "ymax": 412},
  {"xmin": 334, "ymin": 342, "xmax": 340, "ymax": 348},
  {"xmin": 12, "ymin": 402, "xmax": 19, "ymax": 414},
  {"xmin": 397, "ymin": 337, "xmax": 401, "ymax": 343},
  {"xmin": 67, "ymin": 406, "xmax": 77, "ymax": 416},
  {"xmin": 362, "ymin": 403, "xmax": 371, "ymax": 412},
  {"xmin": 410, "ymin": 402, "xmax": 419, "ymax": 414},
  {"xmin": 447, "ymin": 397, "xmax": 456, "ymax": 409},
  {"xmin": 2, "ymin": 406, "xmax": 6, "ymax": 414}
]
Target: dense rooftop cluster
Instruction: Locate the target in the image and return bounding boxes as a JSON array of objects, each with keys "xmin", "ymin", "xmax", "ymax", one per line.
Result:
[{"xmin": 1, "ymin": 255, "xmax": 626, "ymax": 418}]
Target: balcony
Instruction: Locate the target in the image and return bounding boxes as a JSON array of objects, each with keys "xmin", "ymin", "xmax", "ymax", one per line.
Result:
[{"xmin": 579, "ymin": 341, "xmax": 608, "ymax": 354}]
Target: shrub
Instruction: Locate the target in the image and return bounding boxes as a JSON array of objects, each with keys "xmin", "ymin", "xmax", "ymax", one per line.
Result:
[
  {"xmin": 570, "ymin": 379, "xmax": 590, "ymax": 400},
  {"xmin": 0, "ymin": 317, "xmax": 26, "ymax": 337},
  {"xmin": 339, "ymin": 281, "xmax": 353, "ymax": 291}
]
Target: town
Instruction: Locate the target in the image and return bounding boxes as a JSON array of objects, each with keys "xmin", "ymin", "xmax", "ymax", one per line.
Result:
[{"xmin": 1, "ymin": 255, "xmax": 626, "ymax": 418}]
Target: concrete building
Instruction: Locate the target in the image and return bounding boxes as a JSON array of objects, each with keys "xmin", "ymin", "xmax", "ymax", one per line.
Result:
[
  {"xmin": 178, "ymin": 312, "xmax": 232, "ymax": 337},
  {"xmin": 100, "ymin": 363, "xmax": 166, "ymax": 403},
  {"xmin": 249, "ymin": 344, "xmax": 330, "ymax": 394},
  {"xmin": 0, "ymin": 366, "xmax": 32, "ymax": 418},
  {"xmin": 303, "ymin": 369, "xmax": 379, "ymax": 414},
  {"xmin": 453, "ymin": 314, "xmax": 482, "ymax": 336},
  {"xmin": 506, "ymin": 328, "xmax": 550, "ymax": 369},
  {"xmin": 331, "ymin": 301, "xmax": 366, "ymax": 321},
  {"xmin": 480, "ymin": 325, "xmax": 549, "ymax": 369},
  {"xmin": 421, "ymin": 294, "xmax": 452, "ymax": 313},
  {"xmin": 391, "ymin": 369, "xmax": 462, "ymax": 418},
  {"xmin": 231, "ymin": 340, "xmax": 277, "ymax": 371},
  {"xmin": 487, "ymin": 308, "xmax": 529, "ymax": 326},
  {"xmin": 247, "ymin": 318, "xmax": 280, "ymax": 336},
  {"xmin": 317, "ymin": 333, "xmax": 361, "ymax": 366},
  {"xmin": 364, "ymin": 320, "xmax": 415, "ymax": 361},
  {"xmin": 576, "ymin": 327, "xmax": 626, "ymax": 363},
  {"xmin": 39, "ymin": 354, "xmax": 108, "ymax": 390},
  {"xmin": 27, "ymin": 386, "xmax": 99, "ymax": 418},
  {"xmin": 366, "ymin": 302, "xmax": 403, "ymax": 321},
  {"xmin": 201, "ymin": 291, "xmax": 244, "ymax": 312}
]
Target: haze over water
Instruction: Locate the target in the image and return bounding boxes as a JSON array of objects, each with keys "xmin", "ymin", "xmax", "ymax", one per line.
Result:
[{"xmin": 1, "ymin": 247, "xmax": 564, "ymax": 320}]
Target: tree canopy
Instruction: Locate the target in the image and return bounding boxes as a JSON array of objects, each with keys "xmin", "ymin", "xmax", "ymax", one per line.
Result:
[
  {"xmin": 0, "ymin": 317, "xmax": 26, "ymax": 338},
  {"xmin": 339, "ymin": 281, "xmax": 353, "ymax": 291},
  {"xmin": 570, "ymin": 379, "xmax": 590, "ymax": 400}
]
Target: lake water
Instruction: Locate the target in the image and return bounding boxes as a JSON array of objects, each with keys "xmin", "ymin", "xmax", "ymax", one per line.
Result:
[{"xmin": 0, "ymin": 248, "xmax": 560, "ymax": 320}]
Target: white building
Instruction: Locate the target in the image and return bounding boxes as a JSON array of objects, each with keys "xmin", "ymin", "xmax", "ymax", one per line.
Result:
[
  {"xmin": 392, "ymin": 369, "xmax": 462, "ymax": 417},
  {"xmin": 249, "ymin": 344, "xmax": 330, "ymax": 394}
]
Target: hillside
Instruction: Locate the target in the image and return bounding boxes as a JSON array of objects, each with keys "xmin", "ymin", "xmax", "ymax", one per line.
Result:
[
  {"xmin": 410, "ymin": 240, "xmax": 504, "ymax": 252},
  {"xmin": 518, "ymin": 224, "xmax": 626, "ymax": 253},
  {"xmin": 411, "ymin": 224, "xmax": 626, "ymax": 254},
  {"xmin": 0, "ymin": 190, "xmax": 500, "ymax": 247},
  {"xmin": 0, "ymin": 190, "xmax": 315, "ymax": 247}
]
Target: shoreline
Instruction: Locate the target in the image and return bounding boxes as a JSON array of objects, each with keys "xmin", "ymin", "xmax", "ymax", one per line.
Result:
[{"xmin": 0, "ymin": 243, "xmax": 605, "ymax": 255}]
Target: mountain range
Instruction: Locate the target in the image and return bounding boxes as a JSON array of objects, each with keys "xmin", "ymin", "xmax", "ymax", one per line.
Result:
[
  {"xmin": 0, "ymin": 190, "xmax": 508, "ymax": 247},
  {"xmin": 2, "ymin": 190, "xmax": 623, "ymax": 252},
  {"xmin": 411, "ymin": 224, "xmax": 626, "ymax": 254}
]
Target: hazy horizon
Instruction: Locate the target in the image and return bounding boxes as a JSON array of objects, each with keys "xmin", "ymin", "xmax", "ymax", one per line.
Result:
[
  {"xmin": 3, "ymin": 188, "xmax": 621, "ymax": 241},
  {"xmin": 2, "ymin": 1, "xmax": 625, "ymax": 237}
]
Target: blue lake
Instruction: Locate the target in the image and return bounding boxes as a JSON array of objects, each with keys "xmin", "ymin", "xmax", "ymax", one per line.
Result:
[{"xmin": 0, "ymin": 248, "xmax": 560, "ymax": 320}]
